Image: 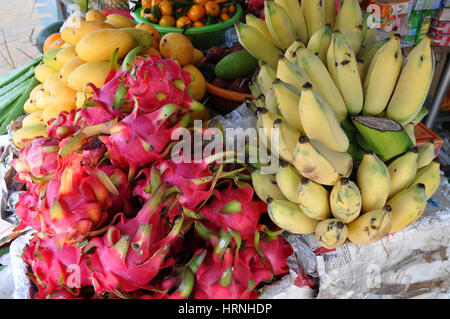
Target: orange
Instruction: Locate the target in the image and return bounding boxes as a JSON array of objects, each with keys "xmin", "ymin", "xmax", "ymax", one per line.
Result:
[
  {"xmin": 159, "ymin": 15, "xmax": 176, "ymax": 27},
  {"xmin": 193, "ymin": 0, "xmax": 207, "ymax": 4},
  {"xmin": 142, "ymin": 0, "xmax": 153, "ymax": 9},
  {"xmin": 228, "ymin": 4, "xmax": 235, "ymax": 14},
  {"xmin": 193, "ymin": 21, "xmax": 204, "ymax": 27},
  {"xmin": 176, "ymin": 16, "xmax": 192, "ymax": 28},
  {"xmin": 43, "ymin": 33, "xmax": 64, "ymax": 53},
  {"xmin": 159, "ymin": 1, "xmax": 173, "ymax": 16},
  {"xmin": 216, "ymin": 0, "xmax": 227, "ymax": 3},
  {"xmin": 151, "ymin": 0, "xmax": 162, "ymax": 7},
  {"xmin": 220, "ymin": 12, "xmax": 230, "ymax": 21},
  {"xmin": 187, "ymin": 4, "xmax": 205, "ymax": 22},
  {"xmin": 204, "ymin": 1, "xmax": 220, "ymax": 17},
  {"xmin": 221, "ymin": 6, "xmax": 228, "ymax": 14}
]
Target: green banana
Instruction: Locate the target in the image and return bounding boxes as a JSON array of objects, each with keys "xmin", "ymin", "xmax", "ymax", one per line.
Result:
[
  {"xmin": 330, "ymin": 177, "xmax": 362, "ymax": 223},
  {"xmin": 273, "ymin": 79, "xmax": 304, "ymax": 132},
  {"xmin": 315, "ymin": 218, "xmax": 348, "ymax": 249},
  {"xmin": 264, "ymin": 87, "xmax": 280, "ymax": 115},
  {"xmin": 251, "ymin": 169, "xmax": 287, "ymax": 203},
  {"xmin": 307, "ymin": 24, "xmax": 332, "ymax": 65},
  {"xmin": 295, "ymin": 46, "xmax": 348, "ymax": 122},
  {"xmin": 276, "ymin": 160, "xmax": 302, "ymax": 203},
  {"xmin": 267, "ymin": 198, "xmax": 319, "ymax": 234},
  {"xmin": 387, "ymin": 183, "xmax": 427, "ymax": 233},
  {"xmin": 416, "ymin": 141, "xmax": 436, "ymax": 169},
  {"xmin": 411, "ymin": 107, "xmax": 429, "ymax": 125},
  {"xmin": 296, "ymin": 177, "xmax": 331, "ymax": 220},
  {"xmin": 386, "ymin": 37, "xmax": 435, "ymax": 125},
  {"xmin": 249, "ymin": 79, "xmax": 262, "ymax": 98},
  {"xmin": 347, "ymin": 205, "xmax": 392, "ymax": 245},
  {"xmin": 408, "ymin": 160, "xmax": 440, "ymax": 200},
  {"xmin": 387, "ymin": 147, "xmax": 418, "ymax": 198},
  {"xmin": 235, "ymin": 23, "xmax": 283, "ymax": 68},
  {"xmin": 357, "ymin": 150, "xmax": 390, "ymax": 212},
  {"xmin": 363, "ymin": 35, "xmax": 402, "ymax": 116},
  {"xmin": 404, "ymin": 123, "xmax": 416, "ymax": 146},
  {"xmin": 264, "ymin": 1, "xmax": 297, "ymax": 50},
  {"xmin": 275, "ymin": 0, "xmax": 309, "ymax": 44}
]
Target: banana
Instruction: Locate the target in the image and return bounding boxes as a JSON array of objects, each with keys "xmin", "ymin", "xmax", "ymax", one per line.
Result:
[
  {"xmin": 251, "ymin": 169, "xmax": 287, "ymax": 203},
  {"xmin": 334, "ymin": 0, "xmax": 357, "ymax": 34},
  {"xmin": 330, "ymin": 177, "xmax": 362, "ymax": 223},
  {"xmin": 387, "ymin": 183, "xmax": 427, "ymax": 233},
  {"xmin": 343, "ymin": 25, "xmax": 363, "ymax": 55},
  {"xmin": 330, "ymin": 31, "xmax": 363, "ymax": 114},
  {"xmin": 404, "ymin": 123, "xmax": 416, "ymax": 145},
  {"xmin": 277, "ymin": 56, "xmax": 311, "ymax": 90},
  {"xmin": 323, "ymin": 0, "xmax": 336, "ymax": 30},
  {"xmin": 295, "ymin": 46, "xmax": 348, "ymax": 122},
  {"xmin": 265, "ymin": 87, "xmax": 280, "ymax": 115},
  {"xmin": 307, "ymin": 0, "xmax": 325, "ymax": 37},
  {"xmin": 347, "ymin": 206, "xmax": 392, "ymax": 245},
  {"xmin": 257, "ymin": 62, "xmax": 277, "ymax": 96},
  {"xmin": 358, "ymin": 39, "xmax": 388, "ymax": 78},
  {"xmin": 363, "ymin": 34, "xmax": 402, "ymax": 116},
  {"xmin": 386, "ymin": 37, "xmax": 435, "ymax": 125},
  {"xmin": 275, "ymin": 0, "xmax": 309, "ymax": 44},
  {"xmin": 267, "ymin": 198, "xmax": 319, "ymax": 234},
  {"xmin": 416, "ymin": 142, "xmax": 436, "ymax": 169},
  {"xmin": 235, "ymin": 23, "xmax": 283, "ymax": 68},
  {"xmin": 285, "ymin": 40, "xmax": 305, "ymax": 62},
  {"xmin": 298, "ymin": 82, "xmax": 349, "ymax": 152},
  {"xmin": 310, "ymin": 139, "xmax": 353, "ymax": 178},
  {"xmin": 357, "ymin": 150, "xmax": 390, "ymax": 212},
  {"xmin": 307, "ymin": 24, "xmax": 332, "ymax": 65},
  {"xmin": 357, "ymin": 59, "xmax": 365, "ymax": 82},
  {"xmin": 296, "ymin": 177, "xmax": 331, "ymax": 220},
  {"xmin": 249, "ymin": 79, "xmax": 262, "ymax": 98},
  {"xmin": 387, "ymin": 147, "xmax": 418, "ymax": 198},
  {"xmin": 276, "ymin": 160, "xmax": 302, "ymax": 203},
  {"xmin": 264, "ymin": 1, "xmax": 297, "ymax": 50},
  {"xmin": 408, "ymin": 160, "xmax": 440, "ymax": 200},
  {"xmin": 411, "ymin": 107, "xmax": 429, "ymax": 125},
  {"xmin": 257, "ymin": 108, "xmax": 283, "ymax": 144},
  {"xmin": 245, "ymin": 13, "xmax": 280, "ymax": 48},
  {"xmin": 272, "ymin": 117, "xmax": 302, "ymax": 163},
  {"xmin": 315, "ymin": 218, "xmax": 348, "ymax": 249},
  {"xmin": 352, "ymin": 0, "xmax": 363, "ymax": 27},
  {"xmin": 273, "ymin": 79, "xmax": 304, "ymax": 132},
  {"xmin": 363, "ymin": 27, "xmax": 377, "ymax": 48},
  {"xmin": 292, "ymin": 135, "xmax": 341, "ymax": 186}
]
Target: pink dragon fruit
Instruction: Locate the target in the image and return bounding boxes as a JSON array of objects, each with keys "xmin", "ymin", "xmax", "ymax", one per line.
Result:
[{"xmin": 22, "ymin": 236, "xmax": 92, "ymax": 298}]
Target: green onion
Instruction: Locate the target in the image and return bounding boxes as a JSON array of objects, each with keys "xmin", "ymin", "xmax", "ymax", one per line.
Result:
[
  {"xmin": 0, "ymin": 57, "xmax": 41, "ymax": 88},
  {"xmin": 0, "ymin": 67, "xmax": 35, "ymax": 98}
]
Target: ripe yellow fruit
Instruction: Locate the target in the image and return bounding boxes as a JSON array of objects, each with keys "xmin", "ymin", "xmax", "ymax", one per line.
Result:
[
  {"xmin": 86, "ymin": 9, "xmax": 105, "ymax": 22},
  {"xmin": 34, "ymin": 63, "xmax": 57, "ymax": 83},
  {"xmin": 182, "ymin": 64, "xmax": 206, "ymax": 101},
  {"xmin": 59, "ymin": 57, "xmax": 85, "ymax": 85},
  {"xmin": 136, "ymin": 23, "xmax": 161, "ymax": 49},
  {"xmin": 159, "ymin": 33, "xmax": 194, "ymax": 66},
  {"xmin": 12, "ymin": 125, "xmax": 47, "ymax": 149},
  {"xmin": 73, "ymin": 20, "xmax": 114, "ymax": 43},
  {"xmin": 55, "ymin": 46, "xmax": 78, "ymax": 67},
  {"xmin": 67, "ymin": 61, "xmax": 111, "ymax": 92},
  {"xmin": 104, "ymin": 14, "xmax": 136, "ymax": 28},
  {"xmin": 22, "ymin": 111, "xmax": 45, "ymax": 128},
  {"xmin": 191, "ymin": 48, "xmax": 204, "ymax": 65}
]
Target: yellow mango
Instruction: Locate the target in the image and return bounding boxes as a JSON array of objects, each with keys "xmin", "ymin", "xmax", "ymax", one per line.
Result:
[
  {"xmin": 49, "ymin": 82, "xmax": 77, "ymax": 108},
  {"xmin": 34, "ymin": 90, "xmax": 52, "ymax": 110},
  {"xmin": 67, "ymin": 61, "xmax": 111, "ymax": 91},
  {"xmin": 61, "ymin": 27, "xmax": 77, "ymax": 46},
  {"xmin": 59, "ymin": 57, "xmax": 85, "ymax": 85},
  {"xmin": 12, "ymin": 125, "xmax": 48, "ymax": 149},
  {"xmin": 73, "ymin": 20, "xmax": 115, "ymax": 44},
  {"xmin": 75, "ymin": 91, "xmax": 94, "ymax": 109},
  {"xmin": 86, "ymin": 9, "xmax": 105, "ymax": 22},
  {"xmin": 24, "ymin": 98, "xmax": 40, "ymax": 114},
  {"xmin": 75, "ymin": 28, "xmax": 135, "ymax": 62},
  {"xmin": 22, "ymin": 111, "xmax": 45, "ymax": 128},
  {"xmin": 55, "ymin": 46, "xmax": 78, "ymax": 67},
  {"xmin": 29, "ymin": 84, "xmax": 44, "ymax": 100},
  {"xmin": 41, "ymin": 103, "xmax": 76, "ymax": 125},
  {"xmin": 182, "ymin": 64, "xmax": 206, "ymax": 101},
  {"xmin": 43, "ymin": 73, "xmax": 61, "ymax": 93},
  {"xmin": 34, "ymin": 64, "xmax": 57, "ymax": 83},
  {"xmin": 105, "ymin": 14, "xmax": 136, "ymax": 28}
]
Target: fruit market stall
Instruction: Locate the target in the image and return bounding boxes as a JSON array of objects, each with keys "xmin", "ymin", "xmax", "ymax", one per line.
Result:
[{"xmin": 0, "ymin": 0, "xmax": 449, "ymax": 300}]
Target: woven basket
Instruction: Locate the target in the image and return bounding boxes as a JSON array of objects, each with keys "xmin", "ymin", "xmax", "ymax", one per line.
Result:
[{"xmin": 205, "ymin": 83, "xmax": 254, "ymax": 114}]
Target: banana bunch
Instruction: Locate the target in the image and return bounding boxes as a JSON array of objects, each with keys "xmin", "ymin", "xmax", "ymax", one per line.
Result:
[{"xmin": 237, "ymin": 1, "xmax": 441, "ymax": 249}]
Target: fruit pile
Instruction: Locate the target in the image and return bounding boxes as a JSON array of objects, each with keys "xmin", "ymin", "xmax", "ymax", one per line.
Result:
[
  {"xmin": 12, "ymin": 47, "xmax": 292, "ymax": 298},
  {"xmin": 139, "ymin": 0, "xmax": 238, "ymax": 28},
  {"xmin": 13, "ymin": 10, "xmax": 208, "ymax": 148},
  {"xmin": 238, "ymin": 0, "xmax": 441, "ymax": 248},
  {"xmin": 199, "ymin": 43, "xmax": 258, "ymax": 94}
]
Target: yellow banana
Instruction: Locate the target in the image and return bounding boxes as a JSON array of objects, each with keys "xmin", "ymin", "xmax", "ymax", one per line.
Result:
[
  {"xmin": 277, "ymin": 56, "xmax": 311, "ymax": 90},
  {"xmin": 310, "ymin": 139, "xmax": 353, "ymax": 178},
  {"xmin": 245, "ymin": 13, "xmax": 280, "ymax": 48},
  {"xmin": 264, "ymin": 1, "xmax": 297, "ymax": 50},
  {"xmin": 273, "ymin": 79, "xmax": 304, "ymax": 132},
  {"xmin": 275, "ymin": 0, "xmax": 309, "ymax": 44},
  {"xmin": 323, "ymin": 0, "xmax": 336, "ymax": 30},
  {"xmin": 265, "ymin": 87, "xmax": 280, "ymax": 115},
  {"xmin": 315, "ymin": 218, "xmax": 348, "ymax": 249},
  {"xmin": 257, "ymin": 108, "xmax": 283, "ymax": 144},
  {"xmin": 416, "ymin": 142, "xmax": 436, "ymax": 169},
  {"xmin": 330, "ymin": 177, "xmax": 361, "ymax": 223},
  {"xmin": 251, "ymin": 169, "xmax": 287, "ymax": 203},
  {"xmin": 352, "ymin": 0, "xmax": 363, "ymax": 27},
  {"xmin": 357, "ymin": 58, "xmax": 365, "ymax": 82},
  {"xmin": 330, "ymin": 32, "xmax": 363, "ymax": 114},
  {"xmin": 298, "ymin": 82, "xmax": 349, "ymax": 152},
  {"xmin": 276, "ymin": 160, "xmax": 302, "ymax": 203},
  {"xmin": 387, "ymin": 183, "xmax": 427, "ymax": 233},
  {"xmin": 296, "ymin": 177, "xmax": 331, "ymax": 220},
  {"xmin": 267, "ymin": 198, "xmax": 319, "ymax": 234},
  {"xmin": 334, "ymin": 0, "xmax": 357, "ymax": 34},
  {"xmin": 358, "ymin": 39, "xmax": 388, "ymax": 79},
  {"xmin": 292, "ymin": 135, "xmax": 341, "ymax": 186},
  {"xmin": 295, "ymin": 46, "xmax": 348, "ymax": 122},
  {"xmin": 235, "ymin": 23, "xmax": 283, "ymax": 68},
  {"xmin": 343, "ymin": 25, "xmax": 363, "ymax": 55},
  {"xmin": 347, "ymin": 206, "xmax": 392, "ymax": 245},
  {"xmin": 326, "ymin": 32, "xmax": 338, "ymax": 87},
  {"xmin": 363, "ymin": 35, "xmax": 402, "ymax": 116},
  {"xmin": 304, "ymin": 0, "xmax": 325, "ymax": 38},
  {"xmin": 307, "ymin": 24, "xmax": 332, "ymax": 65},
  {"xmin": 357, "ymin": 150, "xmax": 390, "ymax": 212},
  {"xmin": 387, "ymin": 147, "xmax": 418, "ymax": 198},
  {"xmin": 386, "ymin": 37, "xmax": 435, "ymax": 125},
  {"xmin": 408, "ymin": 160, "xmax": 440, "ymax": 200},
  {"xmin": 257, "ymin": 62, "xmax": 277, "ymax": 96},
  {"xmin": 285, "ymin": 40, "xmax": 305, "ymax": 62},
  {"xmin": 272, "ymin": 117, "xmax": 302, "ymax": 164}
]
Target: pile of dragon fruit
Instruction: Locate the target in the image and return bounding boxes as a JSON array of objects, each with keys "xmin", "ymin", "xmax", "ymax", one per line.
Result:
[{"xmin": 11, "ymin": 52, "xmax": 293, "ymax": 299}]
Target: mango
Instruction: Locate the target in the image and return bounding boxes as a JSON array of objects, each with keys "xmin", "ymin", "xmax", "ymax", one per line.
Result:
[
  {"xmin": 59, "ymin": 57, "xmax": 85, "ymax": 85},
  {"xmin": 41, "ymin": 103, "xmax": 76, "ymax": 125},
  {"xmin": 182, "ymin": 64, "xmax": 206, "ymax": 101},
  {"xmin": 43, "ymin": 48, "xmax": 63, "ymax": 71},
  {"xmin": 29, "ymin": 84, "xmax": 44, "ymax": 100},
  {"xmin": 24, "ymin": 98, "xmax": 40, "ymax": 114},
  {"xmin": 73, "ymin": 20, "xmax": 115, "ymax": 44},
  {"xmin": 75, "ymin": 29, "xmax": 135, "ymax": 62},
  {"xmin": 86, "ymin": 9, "xmax": 105, "ymax": 22},
  {"xmin": 191, "ymin": 48, "xmax": 204, "ymax": 65},
  {"xmin": 22, "ymin": 111, "xmax": 45, "ymax": 128},
  {"xmin": 75, "ymin": 91, "xmax": 94, "ymax": 109},
  {"xmin": 67, "ymin": 61, "xmax": 111, "ymax": 91},
  {"xmin": 135, "ymin": 23, "xmax": 160, "ymax": 49},
  {"xmin": 55, "ymin": 46, "xmax": 78, "ymax": 67},
  {"xmin": 159, "ymin": 33, "xmax": 194, "ymax": 66},
  {"xmin": 49, "ymin": 82, "xmax": 77, "ymax": 108},
  {"xmin": 105, "ymin": 14, "xmax": 136, "ymax": 28},
  {"xmin": 34, "ymin": 63, "xmax": 57, "ymax": 83},
  {"xmin": 12, "ymin": 125, "xmax": 48, "ymax": 149},
  {"xmin": 34, "ymin": 89, "xmax": 52, "ymax": 110},
  {"xmin": 61, "ymin": 27, "xmax": 77, "ymax": 46},
  {"xmin": 43, "ymin": 73, "xmax": 61, "ymax": 93}
]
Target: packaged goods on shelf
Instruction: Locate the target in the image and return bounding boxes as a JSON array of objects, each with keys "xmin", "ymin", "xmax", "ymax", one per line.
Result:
[
  {"xmin": 430, "ymin": 18, "xmax": 450, "ymax": 32},
  {"xmin": 413, "ymin": 0, "xmax": 444, "ymax": 10},
  {"xmin": 429, "ymin": 31, "xmax": 450, "ymax": 45},
  {"xmin": 433, "ymin": 7, "xmax": 450, "ymax": 20},
  {"xmin": 415, "ymin": 10, "xmax": 433, "ymax": 43},
  {"xmin": 404, "ymin": 10, "xmax": 423, "ymax": 45}
]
